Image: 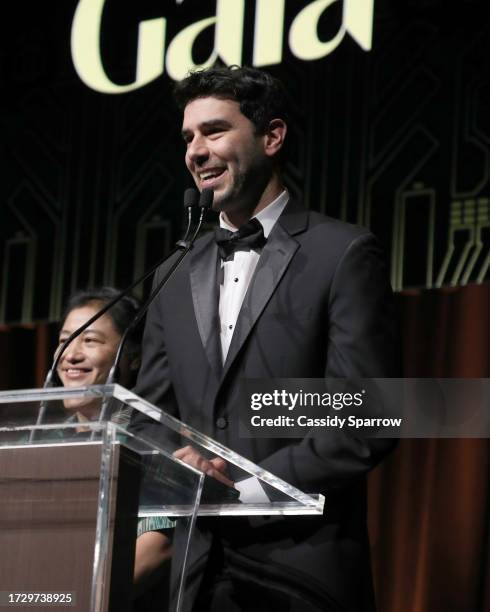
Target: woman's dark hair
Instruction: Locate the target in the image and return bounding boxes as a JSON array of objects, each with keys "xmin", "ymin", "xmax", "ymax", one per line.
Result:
[
  {"xmin": 173, "ymin": 65, "xmax": 289, "ymax": 134},
  {"xmin": 60, "ymin": 286, "xmax": 142, "ymax": 368}
]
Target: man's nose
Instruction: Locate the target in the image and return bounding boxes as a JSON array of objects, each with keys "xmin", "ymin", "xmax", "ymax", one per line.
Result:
[{"xmin": 187, "ymin": 137, "xmax": 209, "ymax": 166}]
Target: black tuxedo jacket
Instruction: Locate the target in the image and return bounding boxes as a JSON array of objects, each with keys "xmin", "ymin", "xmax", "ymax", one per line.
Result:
[{"xmin": 132, "ymin": 200, "xmax": 399, "ymax": 611}]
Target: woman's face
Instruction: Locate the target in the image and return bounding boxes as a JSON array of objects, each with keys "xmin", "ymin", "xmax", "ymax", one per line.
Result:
[{"xmin": 56, "ymin": 304, "xmax": 121, "ymax": 414}]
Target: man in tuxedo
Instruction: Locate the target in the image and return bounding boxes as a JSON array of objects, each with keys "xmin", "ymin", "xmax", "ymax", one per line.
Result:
[{"xmin": 132, "ymin": 66, "xmax": 399, "ymax": 611}]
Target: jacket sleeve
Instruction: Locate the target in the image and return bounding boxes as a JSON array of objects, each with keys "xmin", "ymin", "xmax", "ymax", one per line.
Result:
[{"xmin": 258, "ymin": 232, "xmax": 400, "ymax": 492}]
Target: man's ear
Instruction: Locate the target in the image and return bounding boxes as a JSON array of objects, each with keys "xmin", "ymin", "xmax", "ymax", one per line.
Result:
[{"xmin": 264, "ymin": 118, "xmax": 287, "ymax": 158}]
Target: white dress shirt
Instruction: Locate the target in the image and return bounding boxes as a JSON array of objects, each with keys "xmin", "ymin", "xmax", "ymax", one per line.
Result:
[{"xmin": 218, "ymin": 190, "xmax": 289, "ymax": 362}]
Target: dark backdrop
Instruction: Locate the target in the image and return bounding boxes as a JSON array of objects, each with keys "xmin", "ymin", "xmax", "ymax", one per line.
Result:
[{"xmin": 1, "ymin": 0, "xmax": 489, "ymax": 325}]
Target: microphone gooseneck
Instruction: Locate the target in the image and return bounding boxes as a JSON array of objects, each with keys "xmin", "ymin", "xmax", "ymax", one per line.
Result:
[
  {"xmin": 31, "ymin": 189, "xmax": 202, "ymax": 439},
  {"xmin": 103, "ymin": 188, "xmax": 213, "ymax": 390}
]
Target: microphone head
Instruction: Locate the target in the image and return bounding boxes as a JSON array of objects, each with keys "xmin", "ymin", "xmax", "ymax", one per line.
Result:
[
  {"xmin": 199, "ymin": 188, "xmax": 214, "ymax": 210},
  {"xmin": 184, "ymin": 188, "xmax": 199, "ymax": 209}
]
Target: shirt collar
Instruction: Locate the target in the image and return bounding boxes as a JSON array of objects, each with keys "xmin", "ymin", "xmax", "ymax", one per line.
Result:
[{"xmin": 219, "ymin": 190, "xmax": 289, "ymax": 238}]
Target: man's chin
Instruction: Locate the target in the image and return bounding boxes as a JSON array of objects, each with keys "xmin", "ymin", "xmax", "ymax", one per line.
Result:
[
  {"xmin": 209, "ymin": 191, "xmax": 229, "ymax": 211},
  {"xmin": 210, "ymin": 190, "xmax": 240, "ymax": 217}
]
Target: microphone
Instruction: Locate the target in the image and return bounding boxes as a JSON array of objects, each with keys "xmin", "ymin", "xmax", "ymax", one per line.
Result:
[
  {"xmin": 30, "ymin": 188, "xmax": 203, "ymax": 440},
  {"xmin": 197, "ymin": 187, "xmax": 214, "ymax": 210},
  {"xmin": 178, "ymin": 186, "xmax": 213, "ymax": 247},
  {"xmin": 182, "ymin": 188, "xmax": 200, "ymax": 242}
]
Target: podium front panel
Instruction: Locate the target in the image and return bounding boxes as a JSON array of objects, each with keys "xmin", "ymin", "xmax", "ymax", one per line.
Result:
[{"xmin": 0, "ymin": 389, "xmax": 205, "ymax": 612}]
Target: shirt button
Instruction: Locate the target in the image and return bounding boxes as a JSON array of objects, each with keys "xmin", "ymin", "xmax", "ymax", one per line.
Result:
[
  {"xmin": 234, "ymin": 277, "xmax": 239, "ymax": 282},
  {"xmin": 216, "ymin": 417, "xmax": 228, "ymax": 429},
  {"xmin": 228, "ymin": 324, "xmax": 233, "ymax": 330}
]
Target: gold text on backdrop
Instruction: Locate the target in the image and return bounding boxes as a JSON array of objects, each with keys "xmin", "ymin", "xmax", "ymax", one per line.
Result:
[{"xmin": 71, "ymin": 0, "xmax": 375, "ymax": 94}]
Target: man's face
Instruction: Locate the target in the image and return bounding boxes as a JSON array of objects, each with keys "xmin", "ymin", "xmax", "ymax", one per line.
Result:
[
  {"xmin": 57, "ymin": 305, "xmax": 121, "ymax": 413},
  {"xmin": 182, "ymin": 97, "xmax": 270, "ymax": 215}
]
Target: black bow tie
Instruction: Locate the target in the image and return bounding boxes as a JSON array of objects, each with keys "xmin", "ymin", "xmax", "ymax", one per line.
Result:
[{"xmin": 214, "ymin": 218, "xmax": 266, "ymax": 260}]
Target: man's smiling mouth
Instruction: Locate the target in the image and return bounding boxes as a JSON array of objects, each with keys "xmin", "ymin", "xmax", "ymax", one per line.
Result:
[{"xmin": 199, "ymin": 168, "xmax": 226, "ymax": 185}]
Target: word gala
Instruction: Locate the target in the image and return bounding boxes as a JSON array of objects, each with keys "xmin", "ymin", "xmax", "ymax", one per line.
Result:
[{"xmin": 71, "ymin": 0, "xmax": 375, "ymax": 94}]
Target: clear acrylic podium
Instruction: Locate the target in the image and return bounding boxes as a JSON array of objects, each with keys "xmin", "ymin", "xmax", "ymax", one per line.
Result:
[{"xmin": 0, "ymin": 385, "xmax": 324, "ymax": 612}]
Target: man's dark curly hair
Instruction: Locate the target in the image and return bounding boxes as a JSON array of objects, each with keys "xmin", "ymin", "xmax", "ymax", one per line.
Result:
[{"xmin": 173, "ymin": 65, "xmax": 289, "ymax": 134}]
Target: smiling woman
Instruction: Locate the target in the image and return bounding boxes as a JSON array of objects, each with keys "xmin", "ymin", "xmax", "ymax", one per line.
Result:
[
  {"xmin": 55, "ymin": 287, "xmax": 173, "ymax": 602},
  {"xmin": 58, "ymin": 307, "xmax": 122, "ymax": 384},
  {"xmin": 56, "ymin": 287, "xmax": 142, "ymax": 413}
]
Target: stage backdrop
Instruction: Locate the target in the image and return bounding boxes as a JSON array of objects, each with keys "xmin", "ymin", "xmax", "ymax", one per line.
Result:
[{"xmin": 1, "ymin": 0, "xmax": 489, "ymax": 325}]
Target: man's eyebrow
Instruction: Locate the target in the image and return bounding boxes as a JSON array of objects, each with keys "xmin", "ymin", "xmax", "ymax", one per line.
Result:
[
  {"xmin": 181, "ymin": 119, "xmax": 232, "ymax": 139},
  {"xmin": 201, "ymin": 119, "xmax": 232, "ymax": 130}
]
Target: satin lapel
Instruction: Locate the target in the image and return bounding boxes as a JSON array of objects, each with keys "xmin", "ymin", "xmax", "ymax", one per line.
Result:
[
  {"xmin": 221, "ymin": 220, "xmax": 300, "ymax": 378},
  {"xmin": 189, "ymin": 235, "xmax": 222, "ymax": 375}
]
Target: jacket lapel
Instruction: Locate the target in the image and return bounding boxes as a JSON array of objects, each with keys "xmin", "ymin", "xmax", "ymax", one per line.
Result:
[
  {"xmin": 189, "ymin": 234, "xmax": 222, "ymax": 375},
  {"xmin": 221, "ymin": 201, "xmax": 308, "ymax": 378}
]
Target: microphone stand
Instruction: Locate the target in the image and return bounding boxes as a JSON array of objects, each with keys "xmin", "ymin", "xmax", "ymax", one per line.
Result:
[
  {"xmin": 29, "ymin": 188, "xmax": 204, "ymax": 442},
  {"xmin": 96, "ymin": 189, "xmax": 213, "ymax": 428}
]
